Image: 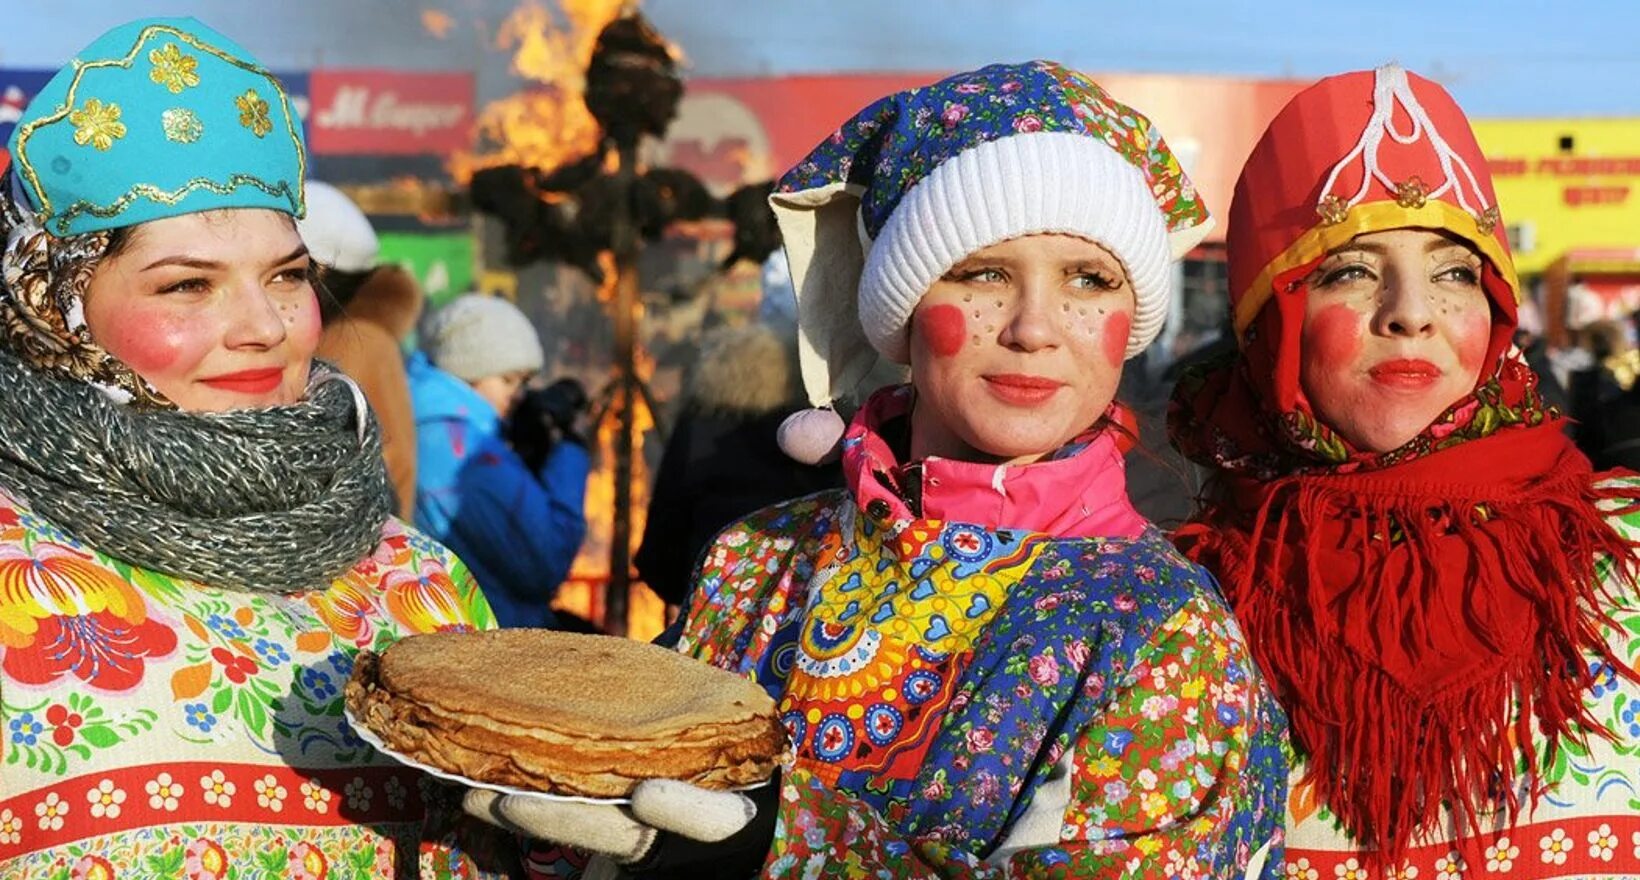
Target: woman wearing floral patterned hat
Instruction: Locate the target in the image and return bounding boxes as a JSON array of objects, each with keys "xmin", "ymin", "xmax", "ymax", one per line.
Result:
[
  {"xmin": 0, "ymin": 18, "xmax": 515, "ymax": 877},
  {"xmin": 469, "ymin": 60, "xmax": 1288, "ymax": 880},
  {"xmin": 1170, "ymin": 65, "xmax": 1640, "ymax": 876}
]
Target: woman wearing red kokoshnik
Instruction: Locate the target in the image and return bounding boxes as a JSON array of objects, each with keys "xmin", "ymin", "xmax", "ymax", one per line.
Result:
[{"xmin": 1171, "ymin": 65, "xmax": 1640, "ymax": 877}]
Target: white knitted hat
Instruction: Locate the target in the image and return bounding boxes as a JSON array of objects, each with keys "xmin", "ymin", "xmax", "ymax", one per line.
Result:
[
  {"xmin": 296, "ymin": 181, "xmax": 379, "ymax": 273},
  {"xmin": 420, "ymin": 294, "xmax": 545, "ymax": 382}
]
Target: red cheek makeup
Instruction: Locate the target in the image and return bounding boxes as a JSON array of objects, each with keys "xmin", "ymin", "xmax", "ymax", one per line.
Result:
[
  {"xmin": 918, "ymin": 304, "xmax": 968, "ymax": 357},
  {"xmin": 1306, "ymin": 303, "xmax": 1365, "ymax": 375},
  {"xmin": 1101, "ymin": 311, "xmax": 1131, "ymax": 367},
  {"xmin": 1454, "ymin": 308, "xmax": 1492, "ymax": 374},
  {"xmin": 102, "ymin": 314, "xmax": 191, "ymax": 375}
]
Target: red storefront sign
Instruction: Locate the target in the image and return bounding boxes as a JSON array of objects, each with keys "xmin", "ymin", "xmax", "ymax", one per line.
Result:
[
  {"xmin": 661, "ymin": 72, "xmax": 1308, "ymax": 243},
  {"xmin": 309, "ymin": 70, "xmax": 473, "ymax": 155}
]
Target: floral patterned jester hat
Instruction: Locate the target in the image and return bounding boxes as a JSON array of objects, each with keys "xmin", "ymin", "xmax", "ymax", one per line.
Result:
[
  {"xmin": 771, "ymin": 60, "xmax": 1212, "ymax": 410},
  {"xmin": 1, "ymin": 17, "xmax": 305, "ymax": 406}
]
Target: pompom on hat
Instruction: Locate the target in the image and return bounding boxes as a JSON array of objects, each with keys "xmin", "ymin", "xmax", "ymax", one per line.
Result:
[
  {"xmin": 771, "ymin": 60, "xmax": 1214, "ymax": 410},
  {"xmin": 7, "ymin": 17, "xmax": 305, "ymax": 238}
]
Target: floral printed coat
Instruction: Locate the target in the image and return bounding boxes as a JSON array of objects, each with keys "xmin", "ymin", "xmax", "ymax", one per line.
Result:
[
  {"xmin": 0, "ymin": 487, "xmax": 520, "ymax": 879},
  {"xmin": 653, "ymin": 390, "xmax": 1288, "ymax": 879}
]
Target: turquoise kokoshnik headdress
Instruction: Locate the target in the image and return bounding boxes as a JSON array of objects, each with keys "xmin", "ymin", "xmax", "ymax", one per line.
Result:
[{"xmin": 8, "ymin": 16, "xmax": 305, "ymax": 236}]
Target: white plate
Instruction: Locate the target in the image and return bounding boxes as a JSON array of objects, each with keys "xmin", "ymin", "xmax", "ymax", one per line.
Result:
[
  {"xmin": 344, "ymin": 706, "xmax": 632, "ymax": 805},
  {"xmin": 344, "ymin": 707, "xmax": 774, "ymax": 806}
]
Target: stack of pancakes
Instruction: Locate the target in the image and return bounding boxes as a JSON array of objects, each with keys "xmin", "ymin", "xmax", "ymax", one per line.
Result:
[{"xmin": 345, "ymin": 629, "xmax": 786, "ymax": 798}]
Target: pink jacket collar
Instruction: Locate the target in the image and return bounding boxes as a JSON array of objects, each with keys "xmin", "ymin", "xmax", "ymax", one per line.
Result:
[{"xmin": 841, "ymin": 386, "xmax": 1146, "ymax": 540}]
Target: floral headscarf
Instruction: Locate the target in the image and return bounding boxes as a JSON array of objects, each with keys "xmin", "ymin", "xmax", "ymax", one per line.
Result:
[{"xmin": 0, "ymin": 170, "xmax": 170, "ymax": 406}]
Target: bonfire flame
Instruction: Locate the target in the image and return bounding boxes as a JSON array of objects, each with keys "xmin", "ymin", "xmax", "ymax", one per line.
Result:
[
  {"xmin": 421, "ymin": 9, "xmax": 455, "ymax": 39},
  {"xmin": 458, "ymin": 0, "xmax": 681, "ymax": 639},
  {"xmin": 447, "ymin": 0, "xmax": 626, "ymax": 184},
  {"xmin": 558, "ymin": 255, "xmax": 665, "ymax": 639}
]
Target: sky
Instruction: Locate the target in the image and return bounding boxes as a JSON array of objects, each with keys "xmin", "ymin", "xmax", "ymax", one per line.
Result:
[{"xmin": 3, "ymin": 0, "xmax": 1639, "ymax": 118}]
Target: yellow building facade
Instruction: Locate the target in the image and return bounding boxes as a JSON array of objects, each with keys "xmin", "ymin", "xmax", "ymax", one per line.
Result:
[
  {"xmin": 1474, "ymin": 119, "xmax": 1640, "ymax": 342},
  {"xmin": 1475, "ymin": 118, "xmax": 1640, "ymax": 275}
]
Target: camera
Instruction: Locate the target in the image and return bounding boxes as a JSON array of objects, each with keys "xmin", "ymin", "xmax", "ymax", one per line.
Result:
[{"xmin": 507, "ymin": 377, "xmax": 591, "ymax": 471}]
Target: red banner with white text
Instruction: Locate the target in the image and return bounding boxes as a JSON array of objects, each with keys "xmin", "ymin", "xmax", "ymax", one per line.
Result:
[{"xmin": 308, "ymin": 69, "xmax": 473, "ymax": 156}]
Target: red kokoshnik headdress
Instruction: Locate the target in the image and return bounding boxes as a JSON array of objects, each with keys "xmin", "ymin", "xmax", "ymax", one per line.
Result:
[{"xmin": 1170, "ymin": 65, "xmax": 1640, "ymax": 867}]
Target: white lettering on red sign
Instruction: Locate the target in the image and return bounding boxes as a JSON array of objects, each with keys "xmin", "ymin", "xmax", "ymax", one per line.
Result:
[
  {"xmin": 316, "ymin": 87, "xmax": 466, "ymax": 137},
  {"xmin": 308, "ymin": 70, "xmax": 472, "ymax": 156}
]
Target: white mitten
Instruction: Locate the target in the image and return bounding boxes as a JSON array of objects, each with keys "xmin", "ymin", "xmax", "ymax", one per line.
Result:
[
  {"xmin": 463, "ymin": 776, "xmax": 775, "ymax": 872},
  {"xmin": 629, "ymin": 778, "xmax": 760, "ymax": 843},
  {"xmin": 463, "ymin": 788, "xmax": 655, "ymax": 863}
]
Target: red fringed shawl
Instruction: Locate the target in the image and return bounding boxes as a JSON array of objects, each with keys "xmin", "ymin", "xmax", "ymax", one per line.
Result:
[{"xmin": 1173, "ymin": 362, "xmax": 1640, "ymax": 866}]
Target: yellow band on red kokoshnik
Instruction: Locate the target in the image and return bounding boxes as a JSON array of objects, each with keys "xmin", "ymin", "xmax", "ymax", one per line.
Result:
[{"xmin": 1232, "ymin": 198, "xmax": 1520, "ymax": 342}]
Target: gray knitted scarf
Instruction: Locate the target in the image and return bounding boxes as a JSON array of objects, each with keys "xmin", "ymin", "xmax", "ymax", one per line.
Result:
[{"xmin": 0, "ymin": 346, "xmax": 393, "ymax": 594}]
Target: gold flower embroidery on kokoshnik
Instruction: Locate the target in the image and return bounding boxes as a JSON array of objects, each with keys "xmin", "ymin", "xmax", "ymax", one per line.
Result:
[
  {"xmin": 162, "ymin": 108, "xmax": 203, "ymax": 144},
  {"xmin": 68, "ymin": 99, "xmax": 126, "ymax": 151},
  {"xmin": 147, "ymin": 43, "xmax": 201, "ymax": 94},
  {"xmin": 235, "ymin": 90, "xmax": 272, "ymax": 138}
]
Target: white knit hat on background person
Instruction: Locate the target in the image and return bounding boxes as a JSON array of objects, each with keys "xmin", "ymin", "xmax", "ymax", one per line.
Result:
[
  {"xmin": 767, "ymin": 60, "xmax": 1214, "ymax": 462},
  {"xmin": 297, "ymin": 181, "xmax": 380, "ymax": 273},
  {"xmin": 420, "ymin": 294, "xmax": 545, "ymax": 382}
]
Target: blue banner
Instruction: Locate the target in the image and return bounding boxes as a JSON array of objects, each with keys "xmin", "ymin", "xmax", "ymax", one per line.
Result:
[{"xmin": 0, "ymin": 69, "xmax": 54, "ymax": 168}]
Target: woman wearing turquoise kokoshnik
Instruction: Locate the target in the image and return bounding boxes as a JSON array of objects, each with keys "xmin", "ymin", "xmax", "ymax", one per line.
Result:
[
  {"xmin": 475, "ymin": 61, "xmax": 1289, "ymax": 880},
  {"xmin": 0, "ymin": 18, "xmax": 515, "ymax": 877}
]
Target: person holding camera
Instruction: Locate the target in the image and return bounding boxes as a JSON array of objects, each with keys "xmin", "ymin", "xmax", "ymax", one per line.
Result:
[{"xmin": 409, "ymin": 294, "xmax": 591, "ymax": 629}]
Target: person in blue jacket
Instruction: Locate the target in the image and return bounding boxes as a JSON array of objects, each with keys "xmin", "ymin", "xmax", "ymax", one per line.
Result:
[{"xmin": 409, "ymin": 293, "xmax": 590, "ymax": 628}]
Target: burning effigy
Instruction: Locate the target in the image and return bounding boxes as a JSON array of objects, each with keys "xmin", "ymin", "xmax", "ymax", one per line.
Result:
[{"xmin": 452, "ymin": 3, "xmax": 780, "ymax": 636}]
